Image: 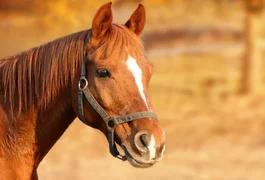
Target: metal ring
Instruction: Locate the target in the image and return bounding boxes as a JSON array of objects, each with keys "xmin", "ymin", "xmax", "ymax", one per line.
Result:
[
  {"xmin": 107, "ymin": 119, "xmax": 115, "ymax": 128},
  {"xmin": 78, "ymin": 77, "xmax": 88, "ymax": 91}
]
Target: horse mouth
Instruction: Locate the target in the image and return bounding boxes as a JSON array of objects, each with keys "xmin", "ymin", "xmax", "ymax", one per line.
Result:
[{"xmin": 121, "ymin": 145, "xmax": 155, "ymax": 168}]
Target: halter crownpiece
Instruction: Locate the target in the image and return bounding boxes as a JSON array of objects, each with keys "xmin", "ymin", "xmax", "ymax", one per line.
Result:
[{"xmin": 77, "ymin": 33, "xmax": 158, "ymax": 161}]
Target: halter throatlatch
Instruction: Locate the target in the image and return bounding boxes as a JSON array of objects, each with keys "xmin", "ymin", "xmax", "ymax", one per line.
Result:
[{"xmin": 77, "ymin": 33, "xmax": 158, "ymax": 161}]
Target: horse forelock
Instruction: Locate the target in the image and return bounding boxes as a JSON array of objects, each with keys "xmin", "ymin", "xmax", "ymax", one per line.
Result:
[{"xmin": 90, "ymin": 24, "xmax": 145, "ymax": 62}]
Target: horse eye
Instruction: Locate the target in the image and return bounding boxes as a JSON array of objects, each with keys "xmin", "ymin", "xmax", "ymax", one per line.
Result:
[{"xmin": 96, "ymin": 68, "xmax": 111, "ymax": 78}]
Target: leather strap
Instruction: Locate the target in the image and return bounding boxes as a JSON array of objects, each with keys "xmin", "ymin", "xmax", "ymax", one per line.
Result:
[{"xmin": 82, "ymin": 86, "xmax": 157, "ymax": 125}]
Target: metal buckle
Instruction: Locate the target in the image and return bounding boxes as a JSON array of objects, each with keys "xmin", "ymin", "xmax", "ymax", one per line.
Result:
[{"xmin": 78, "ymin": 77, "xmax": 88, "ymax": 91}]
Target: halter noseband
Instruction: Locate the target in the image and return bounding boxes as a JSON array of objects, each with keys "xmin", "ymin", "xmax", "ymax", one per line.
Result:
[{"xmin": 77, "ymin": 34, "xmax": 158, "ymax": 161}]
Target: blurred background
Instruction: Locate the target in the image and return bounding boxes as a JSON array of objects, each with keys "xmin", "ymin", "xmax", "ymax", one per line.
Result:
[{"xmin": 1, "ymin": 0, "xmax": 265, "ymax": 179}]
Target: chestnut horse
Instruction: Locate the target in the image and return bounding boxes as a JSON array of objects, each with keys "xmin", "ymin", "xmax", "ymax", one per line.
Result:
[{"xmin": 0, "ymin": 2, "xmax": 165, "ymax": 179}]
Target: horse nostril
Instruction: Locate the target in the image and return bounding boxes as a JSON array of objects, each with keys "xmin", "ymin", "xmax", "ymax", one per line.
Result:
[
  {"xmin": 140, "ymin": 134, "xmax": 149, "ymax": 147},
  {"xmin": 135, "ymin": 131, "xmax": 149, "ymax": 153}
]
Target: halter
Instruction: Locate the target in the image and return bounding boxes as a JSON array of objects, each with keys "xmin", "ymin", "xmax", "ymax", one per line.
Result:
[{"xmin": 77, "ymin": 33, "xmax": 158, "ymax": 161}]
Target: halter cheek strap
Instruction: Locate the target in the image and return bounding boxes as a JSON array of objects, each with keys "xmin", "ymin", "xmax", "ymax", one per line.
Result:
[{"xmin": 77, "ymin": 33, "xmax": 158, "ymax": 161}]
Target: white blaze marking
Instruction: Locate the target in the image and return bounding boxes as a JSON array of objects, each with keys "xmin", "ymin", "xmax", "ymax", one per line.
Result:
[
  {"xmin": 148, "ymin": 134, "xmax": 156, "ymax": 160},
  {"xmin": 126, "ymin": 55, "xmax": 148, "ymax": 107},
  {"xmin": 126, "ymin": 55, "xmax": 157, "ymax": 159}
]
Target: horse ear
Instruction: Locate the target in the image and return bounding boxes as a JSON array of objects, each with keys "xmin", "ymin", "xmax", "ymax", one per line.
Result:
[
  {"xmin": 125, "ymin": 4, "xmax": 146, "ymax": 36},
  {"xmin": 92, "ymin": 2, "xmax": 113, "ymax": 39}
]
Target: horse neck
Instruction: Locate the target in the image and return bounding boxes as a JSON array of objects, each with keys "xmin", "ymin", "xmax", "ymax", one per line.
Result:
[
  {"xmin": 0, "ymin": 65, "xmax": 78, "ymax": 168},
  {"xmin": 0, "ymin": 83, "xmax": 76, "ymax": 162},
  {"xmin": 34, "ymin": 85, "xmax": 76, "ymax": 164},
  {"xmin": 0, "ymin": 80, "xmax": 77, "ymax": 178}
]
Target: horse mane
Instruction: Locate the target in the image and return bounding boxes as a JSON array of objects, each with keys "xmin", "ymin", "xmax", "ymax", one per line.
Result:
[
  {"xmin": 0, "ymin": 24, "xmax": 144, "ymax": 117},
  {"xmin": 0, "ymin": 30, "xmax": 88, "ymax": 116}
]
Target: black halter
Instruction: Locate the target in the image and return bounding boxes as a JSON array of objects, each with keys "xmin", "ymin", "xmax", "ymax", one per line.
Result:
[{"xmin": 77, "ymin": 33, "xmax": 158, "ymax": 161}]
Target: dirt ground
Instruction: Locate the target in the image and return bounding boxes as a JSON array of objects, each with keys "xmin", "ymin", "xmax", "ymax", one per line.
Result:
[{"xmin": 1, "ymin": 1, "xmax": 265, "ymax": 180}]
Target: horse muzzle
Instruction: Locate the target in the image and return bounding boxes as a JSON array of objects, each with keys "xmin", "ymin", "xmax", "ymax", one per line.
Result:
[{"xmin": 121, "ymin": 130, "xmax": 166, "ymax": 168}]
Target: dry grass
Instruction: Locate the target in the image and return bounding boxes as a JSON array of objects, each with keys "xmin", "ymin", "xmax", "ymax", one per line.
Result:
[{"xmin": 1, "ymin": 0, "xmax": 265, "ymax": 179}]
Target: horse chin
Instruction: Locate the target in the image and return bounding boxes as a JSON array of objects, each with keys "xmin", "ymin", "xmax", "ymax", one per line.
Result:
[{"xmin": 121, "ymin": 145, "xmax": 155, "ymax": 168}]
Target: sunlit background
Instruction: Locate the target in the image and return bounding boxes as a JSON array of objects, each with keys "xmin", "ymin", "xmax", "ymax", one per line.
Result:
[{"xmin": 1, "ymin": 0, "xmax": 265, "ymax": 179}]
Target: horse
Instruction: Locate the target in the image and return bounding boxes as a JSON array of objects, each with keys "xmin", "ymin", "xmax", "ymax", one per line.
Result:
[{"xmin": 0, "ymin": 2, "xmax": 166, "ymax": 179}]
